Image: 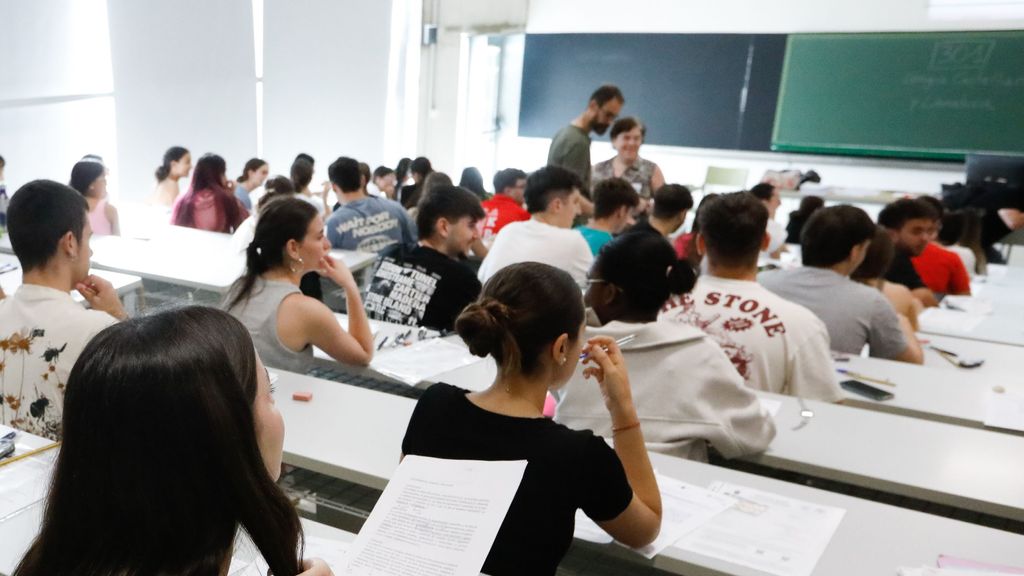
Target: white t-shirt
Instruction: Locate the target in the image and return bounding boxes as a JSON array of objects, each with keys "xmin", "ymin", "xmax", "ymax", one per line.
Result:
[
  {"xmin": 660, "ymin": 275, "xmax": 842, "ymax": 402},
  {"xmin": 0, "ymin": 285, "xmax": 118, "ymax": 440},
  {"xmin": 477, "ymin": 218, "xmax": 593, "ymax": 287},
  {"xmin": 764, "ymin": 218, "xmax": 787, "ymax": 256}
]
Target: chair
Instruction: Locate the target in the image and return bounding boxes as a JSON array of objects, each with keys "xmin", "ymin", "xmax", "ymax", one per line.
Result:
[
  {"xmin": 702, "ymin": 166, "xmax": 750, "ymax": 192},
  {"xmin": 998, "ymin": 226, "xmax": 1024, "ymax": 264}
]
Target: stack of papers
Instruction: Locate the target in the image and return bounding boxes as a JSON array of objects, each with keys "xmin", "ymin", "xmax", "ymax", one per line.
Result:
[{"xmin": 371, "ymin": 338, "xmax": 483, "ymax": 385}]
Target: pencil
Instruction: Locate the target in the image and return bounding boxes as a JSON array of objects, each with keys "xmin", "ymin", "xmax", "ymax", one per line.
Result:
[
  {"xmin": 836, "ymin": 368, "xmax": 895, "ymax": 387},
  {"xmin": 580, "ymin": 334, "xmax": 637, "ymax": 359},
  {"xmin": 0, "ymin": 442, "xmax": 60, "ymax": 468}
]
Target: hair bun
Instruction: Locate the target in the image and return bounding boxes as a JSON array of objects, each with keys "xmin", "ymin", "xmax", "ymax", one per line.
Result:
[
  {"xmin": 667, "ymin": 260, "xmax": 698, "ymax": 295},
  {"xmin": 455, "ymin": 297, "xmax": 511, "ymax": 358}
]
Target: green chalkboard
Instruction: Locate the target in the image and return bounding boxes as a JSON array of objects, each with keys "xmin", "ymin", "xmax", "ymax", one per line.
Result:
[{"xmin": 772, "ymin": 31, "xmax": 1024, "ymax": 160}]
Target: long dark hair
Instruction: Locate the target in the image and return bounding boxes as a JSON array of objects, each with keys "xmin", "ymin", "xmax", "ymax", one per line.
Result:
[
  {"xmin": 172, "ymin": 153, "xmax": 244, "ymax": 230},
  {"xmin": 155, "ymin": 146, "xmax": 189, "ymax": 181},
  {"xmin": 456, "ymin": 262, "xmax": 584, "ymax": 377},
  {"xmin": 14, "ymin": 307, "xmax": 303, "ymax": 576},
  {"xmin": 69, "ymin": 161, "xmax": 105, "ymax": 197},
  {"xmin": 227, "ymin": 197, "xmax": 319, "ymax": 310}
]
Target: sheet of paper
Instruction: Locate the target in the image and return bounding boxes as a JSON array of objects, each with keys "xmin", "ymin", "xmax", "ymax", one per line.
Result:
[
  {"xmin": 370, "ymin": 338, "xmax": 483, "ymax": 386},
  {"xmin": 572, "ymin": 474, "xmax": 737, "ymax": 558},
  {"xmin": 634, "ymin": 475, "xmax": 737, "ymax": 559},
  {"xmin": 0, "ymin": 447, "xmax": 56, "ymax": 521},
  {"xmin": 919, "ymin": 308, "xmax": 985, "ymax": 334},
  {"xmin": 0, "ymin": 424, "xmax": 16, "ymax": 438},
  {"xmin": 941, "ymin": 295, "xmax": 994, "ymax": 316},
  {"xmin": 898, "ymin": 568, "xmax": 1011, "ymax": 576},
  {"xmin": 304, "ymin": 535, "xmax": 351, "ymax": 573},
  {"xmin": 984, "ymin": 389, "xmax": 1024, "ymax": 432},
  {"xmin": 759, "ymin": 398, "xmax": 783, "ymax": 418},
  {"xmin": 344, "ymin": 455, "xmax": 527, "ymax": 576},
  {"xmin": 677, "ymin": 482, "xmax": 845, "ymax": 576},
  {"xmin": 938, "ymin": 554, "xmax": 1024, "ymax": 573}
]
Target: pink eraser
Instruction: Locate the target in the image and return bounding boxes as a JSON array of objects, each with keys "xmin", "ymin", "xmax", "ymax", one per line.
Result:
[{"xmin": 292, "ymin": 391, "xmax": 313, "ymax": 402}]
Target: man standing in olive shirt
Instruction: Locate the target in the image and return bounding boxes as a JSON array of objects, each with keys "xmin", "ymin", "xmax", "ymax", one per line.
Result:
[{"xmin": 547, "ymin": 85, "xmax": 624, "ymax": 209}]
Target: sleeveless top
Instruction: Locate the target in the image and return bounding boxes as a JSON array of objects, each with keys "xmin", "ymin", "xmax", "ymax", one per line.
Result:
[
  {"xmin": 591, "ymin": 156, "xmax": 658, "ymax": 199},
  {"xmin": 225, "ymin": 279, "xmax": 312, "ymax": 372},
  {"xmin": 88, "ymin": 199, "xmax": 113, "ymax": 235}
]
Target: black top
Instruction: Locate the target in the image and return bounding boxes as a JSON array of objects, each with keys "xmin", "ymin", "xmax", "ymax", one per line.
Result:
[
  {"xmin": 402, "ymin": 384, "xmax": 633, "ymax": 576},
  {"xmin": 399, "ymin": 183, "xmax": 423, "ymax": 209},
  {"xmin": 364, "ymin": 246, "xmax": 482, "ymax": 331},
  {"xmin": 785, "ymin": 213, "xmax": 807, "ymax": 244},
  {"xmin": 884, "ymin": 248, "xmax": 926, "ymax": 290},
  {"xmin": 624, "ymin": 220, "xmax": 661, "ymax": 237},
  {"xmin": 975, "ymin": 187, "xmax": 1024, "ymax": 248}
]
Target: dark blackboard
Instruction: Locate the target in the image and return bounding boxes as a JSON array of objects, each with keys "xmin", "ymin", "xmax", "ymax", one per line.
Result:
[
  {"xmin": 519, "ymin": 33, "xmax": 786, "ymax": 151},
  {"xmin": 772, "ymin": 31, "xmax": 1024, "ymax": 160}
]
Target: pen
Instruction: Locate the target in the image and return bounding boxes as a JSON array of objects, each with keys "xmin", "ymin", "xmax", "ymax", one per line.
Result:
[
  {"xmin": 580, "ymin": 334, "xmax": 636, "ymax": 360},
  {"xmin": 376, "ymin": 336, "xmax": 389, "ymax": 350},
  {"xmin": 836, "ymin": 368, "xmax": 895, "ymax": 387}
]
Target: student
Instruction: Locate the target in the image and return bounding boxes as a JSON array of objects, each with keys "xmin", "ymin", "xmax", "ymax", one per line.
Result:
[
  {"xmin": 369, "ymin": 165, "xmax": 397, "ymax": 199},
  {"xmin": 748, "ymin": 183, "xmax": 786, "ymax": 258},
  {"xmin": 14, "ymin": 307, "xmax": 331, "ymax": 576},
  {"xmin": 591, "ymin": 117, "xmax": 665, "ymax": 212},
  {"xmin": 290, "ymin": 157, "xmax": 326, "ymax": 214},
  {"xmin": 402, "ymin": 262, "xmax": 662, "ymax": 576},
  {"xmin": 325, "ymin": 156, "xmax": 417, "ymax": 254},
  {"xmin": 661, "ymin": 192, "xmax": 842, "ymax": 402},
  {"xmin": 674, "ymin": 192, "xmax": 717, "ymax": 266},
  {"xmin": 785, "ymin": 195, "xmax": 824, "ymax": 244},
  {"xmin": 225, "ymin": 197, "xmax": 373, "ymax": 371},
  {"xmin": 851, "ymin": 226, "xmax": 923, "ymax": 331},
  {"xmin": 477, "ymin": 165, "xmax": 592, "ymax": 287},
  {"xmin": 971, "ymin": 182, "xmax": 1024, "ymax": 263},
  {"xmin": 394, "ymin": 157, "xmax": 412, "ymax": 188},
  {"xmin": 151, "ymin": 146, "xmax": 192, "ymax": 207},
  {"xmin": 556, "ymin": 232, "xmax": 775, "ymax": 461},
  {"xmin": 172, "ymin": 153, "xmax": 249, "ymax": 233},
  {"xmin": 760, "ymin": 206, "xmax": 923, "ymax": 363},
  {"xmin": 0, "ymin": 180, "xmax": 126, "ymax": 440},
  {"xmin": 877, "ymin": 198, "xmax": 941, "ymax": 307},
  {"xmin": 399, "ymin": 156, "xmax": 433, "ymax": 209},
  {"xmin": 69, "ymin": 159, "xmax": 120, "ymax": 236},
  {"xmin": 364, "ymin": 186, "xmax": 484, "ymax": 331},
  {"xmin": 232, "ymin": 175, "xmax": 297, "ymax": 252},
  {"xmin": 575, "ymin": 177, "xmax": 639, "ymax": 255},
  {"xmin": 548, "ymin": 84, "xmax": 624, "ymax": 198},
  {"xmin": 480, "ymin": 168, "xmax": 529, "ymax": 245},
  {"xmin": 938, "ymin": 209, "xmax": 987, "ymax": 276},
  {"xmin": 628, "ymin": 184, "xmax": 693, "ymax": 238},
  {"xmin": 458, "ymin": 166, "xmax": 488, "ymax": 200},
  {"xmin": 911, "ymin": 196, "xmax": 971, "ymax": 296},
  {"xmin": 235, "ymin": 158, "xmax": 270, "ymax": 211}
]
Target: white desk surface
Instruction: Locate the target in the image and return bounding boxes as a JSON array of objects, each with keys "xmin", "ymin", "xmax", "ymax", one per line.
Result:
[
  {"xmin": 0, "ymin": 432, "xmax": 58, "ymax": 576},
  {"xmin": 0, "ymin": 253, "xmax": 142, "ymax": 304},
  {"xmin": 747, "ymin": 392, "xmax": 1024, "ymax": 521},
  {"xmin": 918, "ymin": 264, "xmax": 1024, "ymax": 347},
  {"xmin": 838, "ymin": 352, "xmax": 1022, "ymax": 432},
  {"xmin": 81, "ymin": 227, "xmax": 375, "ymax": 294},
  {"xmin": 920, "ymin": 333, "xmax": 1020, "ymax": 376},
  {"xmin": 271, "ymin": 370, "xmax": 1024, "ymax": 576}
]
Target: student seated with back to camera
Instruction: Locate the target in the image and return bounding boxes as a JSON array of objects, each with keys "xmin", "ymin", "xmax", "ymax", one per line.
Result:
[
  {"xmin": 224, "ymin": 197, "xmax": 374, "ymax": 372},
  {"xmin": 0, "ymin": 180, "xmax": 127, "ymax": 440},
  {"xmin": 363, "ymin": 185, "xmax": 484, "ymax": 332},
  {"xmin": 574, "ymin": 177, "xmax": 640, "ymax": 256},
  {"xmin": 555, "ymin": 232, "xmax": 776, "ymax": 461},
  {"xmin": 14, "ymin": 308, "xmax": 332, "ymax": 576},
  {"xmin": 402, "ymin": 262, "xmax": 662, "ymax": 576},
  {"xmin": 661, "ymin": 192, "xmax": 842, "ymax": 402},
  {"xmin": 628, "ymin": 184, "xmax": 693, "ymax": 239},
  {"xmin": 477, "ymin": 165, "xmax": 593, "ymax": 287},
  {"xmin": 760, "ymin": 205, "xmax": 924, "ymax": 364},
  {"xmin": 325, "ymin": 156, "xmax": 417, "ymax": 255}
]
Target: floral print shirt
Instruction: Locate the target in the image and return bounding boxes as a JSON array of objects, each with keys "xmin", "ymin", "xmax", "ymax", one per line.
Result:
[{"xmin": 0, "ymin": 285, "xmax": 117, "ymax": 440}]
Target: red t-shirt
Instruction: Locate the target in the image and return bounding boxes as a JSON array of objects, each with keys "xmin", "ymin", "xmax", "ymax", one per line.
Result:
[
  {"xmin": 481, "ymin": 194, "xmax": 530, "ymax": 243},
  {"xmin": 911, "ymin": 242, "xmax": 971, "ymax": 295},
  {"xmin": 674, "ymin": 232, "xmax": 696, "ymax": 260}
]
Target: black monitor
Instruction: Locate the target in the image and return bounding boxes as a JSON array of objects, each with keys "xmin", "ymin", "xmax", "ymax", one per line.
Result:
[{"xmin": 965, "ymin": 154, "xmax": 1024, "ymax": 188}]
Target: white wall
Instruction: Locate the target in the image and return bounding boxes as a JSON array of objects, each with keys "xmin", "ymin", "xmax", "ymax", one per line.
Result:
[
  {"xmin": 262, "ymin": 0, "xmax": 394, "ymax": 180},
  {"xmin": 417, "ymin": 0, "xmax": 1024, "ymax": 194},
  {"xmin": 107, "ymin": 0, "xmax": 258, "ymax": 201}
]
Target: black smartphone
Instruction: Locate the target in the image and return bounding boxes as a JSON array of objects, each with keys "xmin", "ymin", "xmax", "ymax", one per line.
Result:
[{"xmin": 840, "ymin": 379, "xmax": 894, "ymax": 402}]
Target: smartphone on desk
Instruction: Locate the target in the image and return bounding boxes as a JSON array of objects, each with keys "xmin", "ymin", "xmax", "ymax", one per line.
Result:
[{"xmin": 840, "ymin": 379, "xmax": 894, "ymax": 402}]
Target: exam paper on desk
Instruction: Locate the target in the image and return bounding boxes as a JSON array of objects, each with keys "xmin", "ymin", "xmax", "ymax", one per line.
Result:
[
  {"xmin": 677, "ymin": 482, "xmax": 845, "ymax": 576},
  {"xmin": 0, "ymin": 443, "xmax": 56, "ymax": 522},
  {"xmin": 919, "ymin": 308, "xmax": 985, "ymax": 333},
  {"xmin": 370, "ymin": 338, "xmax": 483, "ymax": 386},
  {"xmin": 574, "ymin": 474, "xmax": 737, "ymax": 559},
  {"xmin": 343, "ymin": 455, "xmax": 526, "ymax": 576}
]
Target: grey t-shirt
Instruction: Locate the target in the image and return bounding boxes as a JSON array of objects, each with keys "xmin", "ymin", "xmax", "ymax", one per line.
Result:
[
  {"xmin": 548, "ymin": 124, "xmax": 592, "ymax": 194},
  {"xmin": 759, "ymin": 267, "xmax": 907, "ymax": 358}
]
